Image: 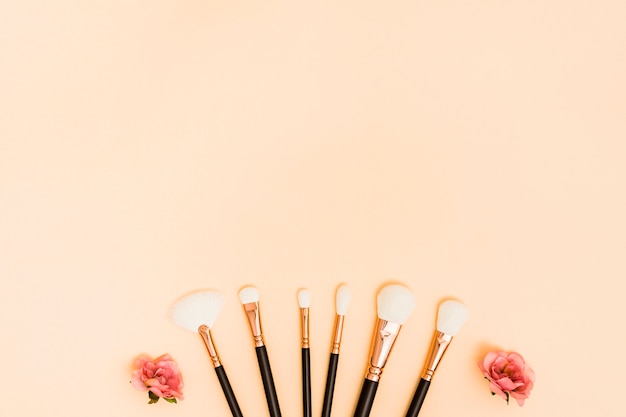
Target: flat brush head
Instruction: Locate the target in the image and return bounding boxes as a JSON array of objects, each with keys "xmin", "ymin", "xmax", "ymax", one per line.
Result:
[
  {"xmin": 335, "ymin": 284, "xmax": 351, "ymax": 315},
  {"xmin": 436, "ymin": 300, "xmax": 469, "ymax": 336},
  {"xmin": 169, "ymin": 290, "xmax": 224, "ymax": 332},
  {"xmin": 377, "ymin": 284, "xmax": 416, "ymax": 324},
  {"xmin": 239, "ymin": 286, "xmax": 259, "ymax": 304},
  {"xmin": 297, "ymin": 289, "xmax": 311, "ymax": 308}
]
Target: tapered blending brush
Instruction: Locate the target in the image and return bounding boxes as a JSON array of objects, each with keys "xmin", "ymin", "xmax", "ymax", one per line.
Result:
[
  {"xmin": 239, "ymin": 286, "xmax": 282, "ymax": 417},
  {"xmin": 404, "ymin": 300, "xmax": 469, "ymax": 417},
  {"xmin": 298, "ymin": 289, "xmax": 312, "ymax": 417},
  {"xmin": 352, "ymin": 284, "xmax": 416, "ymax": 417},
  {"xmin": 169, "ymin": 290, "xmax": 244, "ymax": 417},
  {"xmin": 321, "ymin": 284, "xmax": 351, "ymax": 417}
]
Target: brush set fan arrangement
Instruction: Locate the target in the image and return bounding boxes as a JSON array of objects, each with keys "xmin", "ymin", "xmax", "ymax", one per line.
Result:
[{"xmin": 169, "ymin": 284, "xmax": 469, "ymax": 417}]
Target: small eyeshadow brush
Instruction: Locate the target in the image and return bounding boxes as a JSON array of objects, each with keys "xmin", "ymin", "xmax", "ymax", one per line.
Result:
[
  {"xmin": 239, "ymin": 286, "xmax": 282, "ymax": 417},
  {"xmin": 321, "ymin": 284, "xmax": 351, "ymax": 417},
  {"xmin": 352, "ymin": 284, "xmax": 416, "ymax": 417},
  {"xmin": 169, "ymin": 290, "xmax": 244, "ymax": 417},
  {"xmin": 404, "ymin": 300, "xmax": 469, "ymax": 417},
  {"xmin": 298, "ymin": 289, "xmax": 312, "ymax": 417}
]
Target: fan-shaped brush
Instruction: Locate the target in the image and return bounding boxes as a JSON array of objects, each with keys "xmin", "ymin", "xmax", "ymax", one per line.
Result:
[
  {"xmin": 169, "ymin": 290, "xmax": 244, "ymax": 417},
  {"xmin": 321, "ymin": 284, "xmax": 351, "ymax": 417},
  {"xmin": 352, "ymin": 284, "xmax": 416, "ymax": 417},
  {"xmin": 404, "ymin": 299, "xmax": 469, "ymax": 417},
  {"xmin": 239, "ymin": 286, "xmax": 282, "ymax": 417}
]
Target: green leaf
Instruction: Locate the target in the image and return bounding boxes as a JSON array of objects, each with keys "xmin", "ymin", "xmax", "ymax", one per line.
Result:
[
  {"xmin": 505, "ymin": 392, "xmax": 510, "ymax": 405},
  {"xmin": 148, "ymin": 391, "xmax": 160, "ymax": 404},
  {"xmin": 163, "ymin": 398, "xmax": 177, "ymax": 404}
]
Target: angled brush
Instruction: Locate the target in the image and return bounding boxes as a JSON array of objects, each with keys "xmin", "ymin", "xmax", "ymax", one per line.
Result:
[
  {"xmin": 352, "ymin": 284, "xmax": 416, "ymax": 417},
  {"xmin": 404, "ymin": 300, "xmax": 469, "ymax": 417},
  {"xmin": 321, "ymin": 284, "xmax": 351, "ymax": 417},
  {"xmin": 239, "ymin": 286, "xmax": 282, "ymax": 417},
  {"xmin": 169, "ymin": 290, "xmax": 244, "ymax": 417}
]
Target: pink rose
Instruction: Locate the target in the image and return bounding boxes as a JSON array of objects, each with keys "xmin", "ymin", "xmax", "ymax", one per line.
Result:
[
  {"xmin": 478, "ymin": 351, "xmax": 535, "ymax": 406},
  {"xmin": 131, "ymin": 354, "xmax": 184, "ymax": 404}
]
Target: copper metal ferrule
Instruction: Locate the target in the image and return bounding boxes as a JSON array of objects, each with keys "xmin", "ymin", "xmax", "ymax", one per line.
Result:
[
  {"xmin": 365, "ymin": 318, "xmax": 403, "ymax": 382},
  {"xmin": 198, "ymin": 325, "xmax": 222, "ymax": 368},
  {"xmin": 330, "ymin": 314, "xmax": 345, "ymax": 354},
  {"xmin": 300, "ymin": 307, "xmax": 310, "ymax": 348},
  {"xmin": 421, "ymin": 330, "xmax": 453, "ymax": 381},
  {"xmin": 242, "ymin": 301, "xmax": 265, "ymax": 347}
]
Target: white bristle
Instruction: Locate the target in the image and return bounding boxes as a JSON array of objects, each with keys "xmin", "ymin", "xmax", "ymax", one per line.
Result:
[
  {"xmin": 297, "ymin": 289, "xmax": 311, "ymax": 308},
  {"xmin": 169, "ymin": 290, "xmax": 224, "ymax": 332},
  {"xmin": 238, "ymin": 286, "xmax": 259, "ymax": 304},
  {"xmin": 436, "ymin": 300, "xmax": 469, "ymax": 336},
  {"xmin": 335, "ymin": 284, "xmax": 351, "ymax": 315},
  {"xmin": 376, "ymin": 284, "xmax": 416, "ymax": 324}
]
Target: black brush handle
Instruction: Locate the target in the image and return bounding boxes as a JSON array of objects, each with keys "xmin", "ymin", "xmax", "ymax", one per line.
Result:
[
  {"xmin": 302, "ymin": 348, "xmax": 311, "ymax": 417},
  {"xmin": 352, "ymin": 378, "xmax": 379, "ymax": 417},
  {"xmin": 256, "ymin": 345, "xmax": 282, "ymax": 417},
  {"xmin": 404, "ymin": 378, "xmax": 431, "ymax": 417},
  {"xmin": 214, "ymin": 365, "xmax": 244, "ymax": 417},
  {"xmin": 321, "ymin": 353, "xmax": 339, "ymax": 417}
]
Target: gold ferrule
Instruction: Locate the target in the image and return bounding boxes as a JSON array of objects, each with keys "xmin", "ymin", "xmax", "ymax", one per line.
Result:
[
  {"xmin": 330, "ymin": 314, "xmax": 345, "ymax": 354},
  {"xmin": 365, "ymin": 318, "xmax": 402, "ymax": 382},
  {"xmin": 421, "ymin": 331, "xmax": 453, "ymax": 381},
  {"xmin": 300, "ymin": 307, "xmax": 310, "ymax": 348},
  {"xmin": 198, "ymin": 325, "xmax": 221, "ymax": 368},
  {"xmin": 242, "ymin": 302, "xmax": 265, "ymax": 347}
]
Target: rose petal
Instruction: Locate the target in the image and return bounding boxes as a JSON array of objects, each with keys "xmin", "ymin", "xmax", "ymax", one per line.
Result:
[
  {"xmin": 510, "ymin": 391, "xmax": 527, "ymax": 406},
  {"xmin": 489, "ymin": 381, "xmax": 507, "ymax": 401},
  {"xmin": 147, "ymin": 384, "xmax": 164, "ymax": 397},
  {"xmin": 524, "ymin": 363, "xmax": 536, "ymax": 382},
  {"xmin": 495, "ymin": 376, "xmax": 524, "ymax": 391},
  {"xmin": 506, "ymin": 352, "xmax": 525, "ymax": 366},
  {"xmin": 481, "ymin": 351, "xmax": 502, "ymax": 370},
  {"xmin": 130, "ymin": 376, "xmax": 147, "ymax": 391},
  {"xmin": 133, "ymin": 355, "xmax": 151, "ymax": 368}
]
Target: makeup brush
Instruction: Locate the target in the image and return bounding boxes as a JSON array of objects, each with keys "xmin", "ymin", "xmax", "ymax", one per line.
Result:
[
  {"xmin": 298, "ymin": 289, "xmax": 312, "ymax": 417},
  {"xmin": 169, "ymin": 290, "xmax": 244, "ymax": 417},
  {"xmin": 321, "ymin": 284, "xmax": 351, "ymax": 417},
  {"xmin": 239, "ymin": 286, "xmax": 282, "ymax": 417},
  {"xmin": 404, "ymin": 300, "xmax": 469, "ymax": 417},
  {"xmin": 352, "ymin": 284, "xmax": 416, "ymax": 417}
]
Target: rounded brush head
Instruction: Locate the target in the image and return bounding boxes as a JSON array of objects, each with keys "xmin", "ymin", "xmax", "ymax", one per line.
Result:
[
  {"xmin": 335, "ymin": 284, "xmax": 351, "ymax": 315},
  {"xmin": 377, "ymin": 284, "xmax": 416, "ymax": 324},
  {"xmin": 297, "ymin": 289, "xmax": 311, "ymax": 308},
  {"xmin": 169, "ymin": 290, "xmax": 224, "ymax": 331},
  {"xmin": 238, "ymin": 286, "xmax": 259, "ymax": 304},
  {"xmin": 436, "ymin": 300, "xmax": 469, "ymax": 336}
]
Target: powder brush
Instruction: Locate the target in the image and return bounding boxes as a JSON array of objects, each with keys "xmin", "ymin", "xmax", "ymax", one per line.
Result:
[
  {"xmin": 352, "ymin": 284, "xmax": 416, "ymax": 417},
  {"xmin": 404, "ymin": 299, "xmax": 469, "ymax": 417},
  {"xmin": 169, "ymin": 290, "xmax": 244, "ymax": 417}
]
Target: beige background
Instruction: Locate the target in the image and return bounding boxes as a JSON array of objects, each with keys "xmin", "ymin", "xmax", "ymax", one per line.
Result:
[{"xmin": 2, "ymin": 1, "xmax": 625, "ymax": 416}]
